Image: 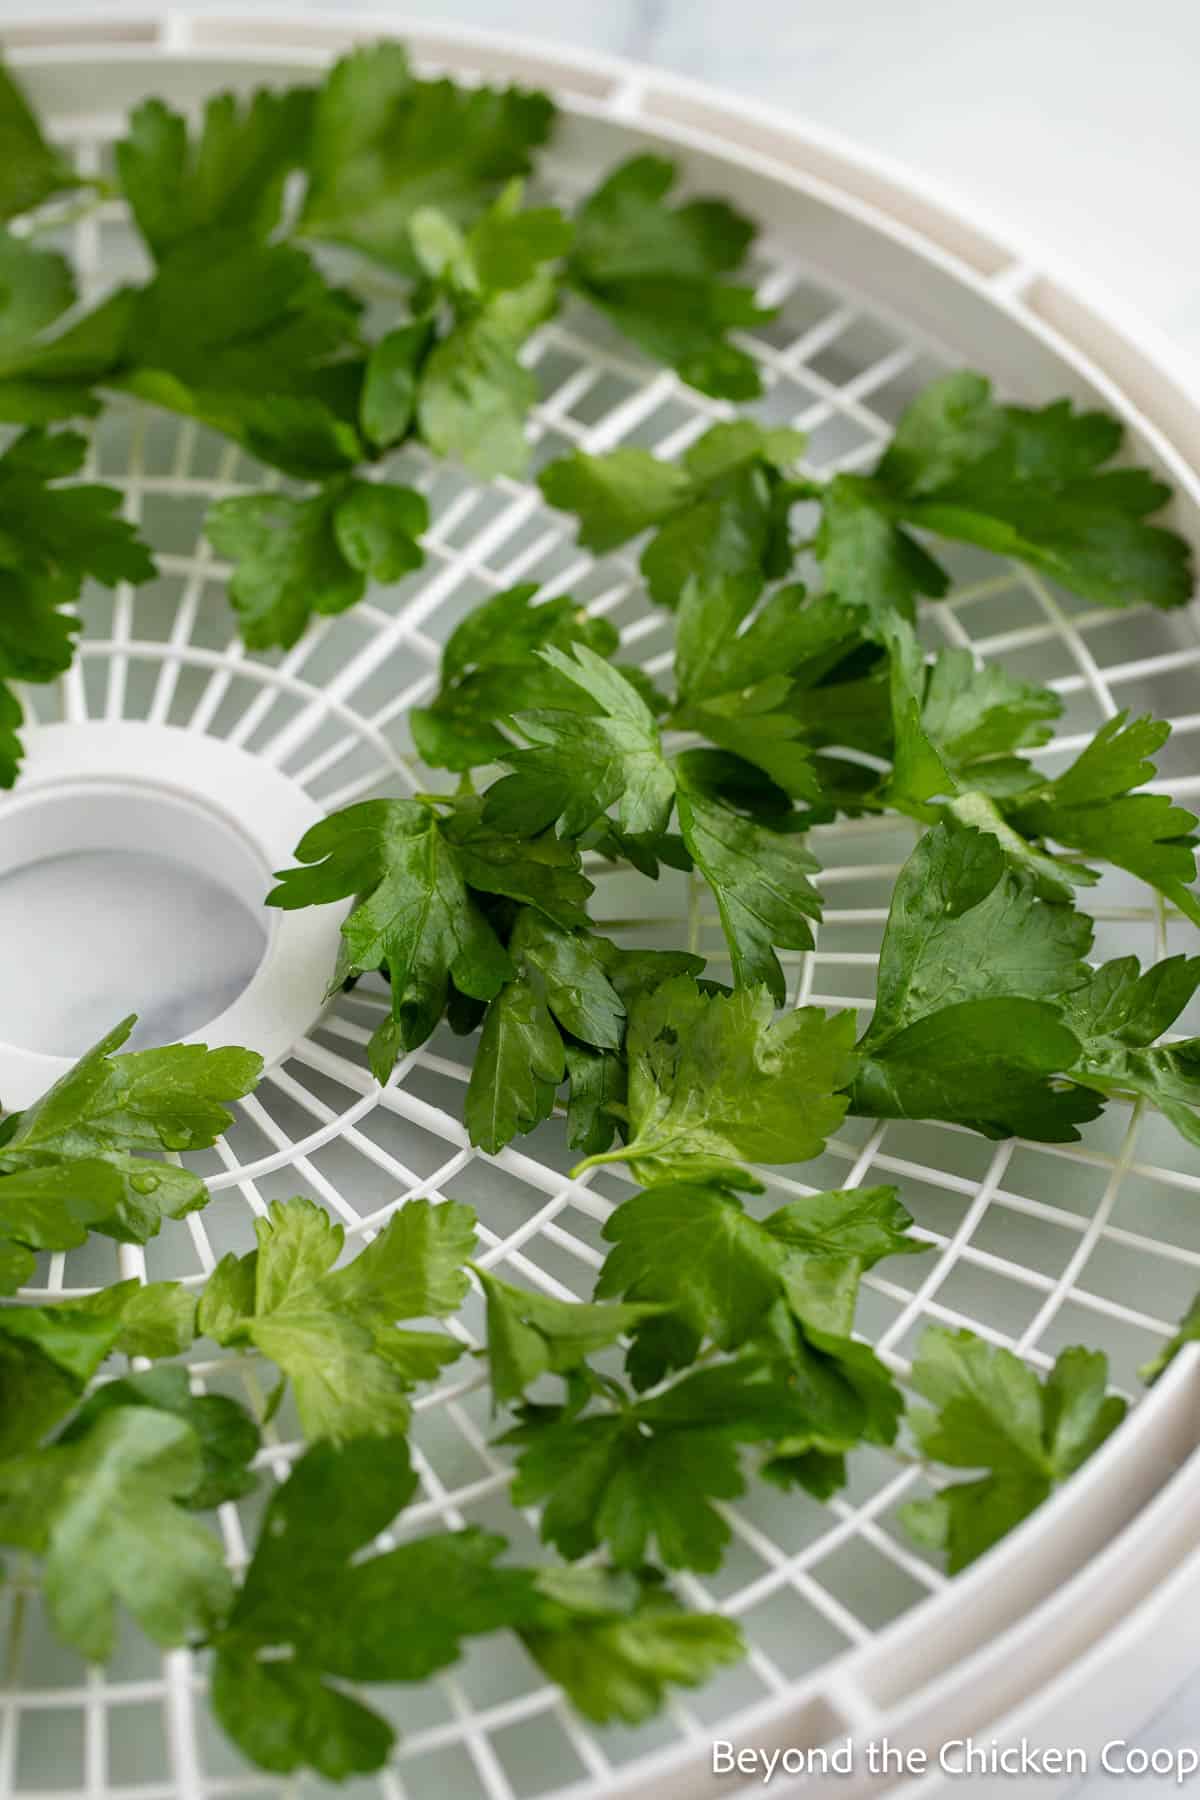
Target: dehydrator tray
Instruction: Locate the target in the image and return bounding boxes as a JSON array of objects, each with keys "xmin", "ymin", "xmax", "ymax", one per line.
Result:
[{"xmin": 3, "ymin": 15, "xmax": 1200, "ymax": 1799}]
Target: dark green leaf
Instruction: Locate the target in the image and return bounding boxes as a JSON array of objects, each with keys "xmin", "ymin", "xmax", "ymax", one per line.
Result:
[
  {"xmin": 116, "ymin": 88, "xmax": 314, "ymax": 258},
  {"xmin": 439, "ymin": 800, "xmax": 594, "ymax": 928},
  {"xmin": 598, "ymin": 1181, "xmax": 922, "ymax": 1386},
  {"xmin": 411, "ymin": 582, "xmax": 618, "ymax": 773},
  {"xmin": 851, "ymin": 821, "xmax": 1100, "ymax": 1140},
  {"xmin": 675, "ymin": 750, "xmax": 822, "ymax": 1000},
  {"xmin": 1006, "ymin": 713, "xmax": 1200, "ymax": 926},
  {"xmin": 214, "ymin": 1434, "xmax": 544, "ymax": 1774},
  {"xmin": 484, "ymin": 645, "xmax": 676, "ymax": 841},
  {"xmin": 675, "ymin": 579, "xmax": 862, "ymax": 703},
  {"xmin": 0, "ymin": 429, "xmax": 156, "ymax": 745},
  {"xmin": 506, "ymin": 1357, "xmax": 841, "ymax": 1570},
  {"xmin": 465, "ymin": 959, "xmax": 564, "ymax": 1152},
  {"xmin": 208, "ymin": 478, "xmax": 427, "ymax": 651},
  {"xmin": 569, "ymin": 155, "xmax": 771, "ymax": 399},
  {"xmin": 540, "ymin": 420, "xmax": 803, "ymax": 610},
  {"xmin": 300, "ymin": 44, "xmax": 555, "ymax": 273},
  {"xmin": 360, "ymin": 317, "xmax": 433, "ymax": 447},
  {"xmin": 268, "ymin": 800, "xmax": 513, "ymax": 1077},
  {"xmin": 116, "ymin": 235, "xmax": 364, "ymax": 479},
  {"xmin": 1062, "ymin": 954, "xmax": 1200, "ymax": 1147},
  {"xmin": 814, "ymin": 473, "xmax": 949, "ymax": 628},
  {"xmin": 564, "ymin": 1044, "xmax": 626, "ymax": 1157},
  {"xmin": 877, "ymin": 371, "xmax": 1193, "ymax": 612},
  {"xmin": 0, "ymin": 58, "xmax": 82, "ymax": 219}
]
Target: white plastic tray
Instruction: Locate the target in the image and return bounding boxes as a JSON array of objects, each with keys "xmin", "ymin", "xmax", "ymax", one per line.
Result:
[{"xmin": 2, "ymin": 16, "xmax": 1200, "ymax": 1800}]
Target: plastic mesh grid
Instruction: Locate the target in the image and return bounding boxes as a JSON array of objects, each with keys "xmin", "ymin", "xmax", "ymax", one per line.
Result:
[{"xmin": 3, "ymin": 79, "xmax": 1200, "ymax": 1800}]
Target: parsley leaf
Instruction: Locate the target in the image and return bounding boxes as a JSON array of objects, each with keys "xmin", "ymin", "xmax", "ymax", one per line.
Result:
[
  {"xmin": 484, "ymin": 644, "xmax": 676, "ymax": 841},
  {"xmin": 860, "ymin": 841, "xmax": 1092, "ymax": 1089},
  {"xmin": 268, "ymin": 799, "xmax": 514, "ymax": 1079},
  {"xmin": 0, "ymin": 278, "xmax": 130, "ymax": 427},
  {"xmin": 0, "ymin": 1015, "xmax": 262, "ymax": 1242},
  {"xmin": 206, "ymin": 477, "xmax": 427, "ymax": 651},
  {"xmin": 212, "ymin": 1434, "xmax": 537, "ymax": 1777},
  {"xmin": 597, "ymin": 1182, "xmax": 923, "ymax": 1385},
  {"xmin": 438, "ymin": 797, "xmax": 595, "ymax": 926},
  {"xmin": 1004, "ymin": 713, "xmax": 1200, "ymax": 925},
  {"xmin": 413, "ymin": 185, "xmax": 570, "ymax": 477},
  {"xmin": 196, "ymin": 1195, "xmax": 474, "ymax": 1440},
  {"xmin": 674, "ymin": 749, "xmax": 822, "ymax": 1000},
  {"xmin": 360, "ymin": 316, "xmax": 431, "ymax": 448},
  {"xmin": 473, "ymin": 1265, "xmax": 665, "ymax": 1404},
  {"xmin": 674, "ymin": 677, "xmax": 824, "ymax": 804},
  {"xmin": 1062, "ymin": 953, "xmax": 1200, "ymax": 1146},
  {"xmin": 0, "ymin": 426, "xmax": 155, "ymax": 599},
  {"xmin": 539, "ymin": 444, "xmax": 692, "ymax": 555},
  {"xmin": 520, "ymin": 1566, "xmax": 743, "ymax": 1724},
  {"xmin": 0, "ymin": 56, "xmax": 83, "ymax": 219},
  {"xmin": 0, "ymin": 1162, "xmax": 126, "ymax": 1260},
  {"xmin": 464, "ymin": 940, "xmax": 564, "ymax": 1151},
  {"xmin": 299, "ymin": 43, "xmax": 555, "ymax": 274},
  {"xmin": 214, "ymin": 1435, "xmax": 739, "ymax": 1773},
  {"xmin": 116, "ymin": 87, "xmax": 314, "ymax": 258},
  {"xmin": 0, "ymin": 1297, "xmax": 129, "ymax": 1454},
  {"xmin": 916, "ymin": 642, "xmax": 1062, "ymax": 770},
  {"xmin": 77, "ymin": 1278, "xmax": 198, "ymax": 1360},
  {"xmin": 0, "ymin": 231, "xmax": 100, "ymax": 423},
  {"xmin": 465, "ymin": 908, "xmax": 624, "ymax": 1152},
  {"xmin": 814, "ymin": 471, "xmax": 950, "ymax": 628},
  {"xmin": 0, "ymin": 1406, "xmax": 233, "ymax": 1661},
  {"xmin": 0, "ymin": 1236, "xmax": 33, "ymax": 1295},
  {"xmin": 411, "ymin": 582, "xmax": 619, "ymax": 772},
  {"xmin": 1141, "ymin": 1292, "xmax": 1200, "ymax": 1385},
  {"xmin": 673, "ymin": 578, "xmax": 862, "ymax": 708},
  {"xmin": 564, "ymin": 1043, "xmax": 628, "ymax": 1158},
  {"xmin": 877, "ymin": 371, "xmax": 1193, "ymax": 611},
  {"xmin": 0, "ymin": 429, "xmax": 156, "ymax": 776},
  {"xmin": 539, "ymin": 420, "xmax": 803, "ymax": 606},
  {"xmin": 882, "ymin": 616, "xmax": 1062, "ymax": 815},
  {"xmin": 813, "ymin": 372, "xmax": 1193, "ymax": 629},
  {"xmin": 901, "ymin": 1328, "xmax": 1125, "ymax": 1571},
  {"xmin": 852, "ymin": 822, "xmax": 1101, "ymax": 1140},
  {"xmin": 560, "ymin": 944, "xmax": 704, "ymax": 1158},
  {"xmin": 505, "ymin": 1356, "xmax": 848, "ymax": 1571},
  {"xmin": 114, "ymin": 235, "xmax": 365, "ymax": 479},
  {"xmin": 58, "ymin": 1364, "xmax": 259, "ymax": 1509},
  {"xmin": 574, "ymin": 975, "xmax": 856, "ymax": 1187},
  {"xmin": 0, "ymin": 1279, "xmax": 194, "ymax": 1452},
  {"xmin": 568, "ymin": 155, "xmax": 772, "ymax": 400}
]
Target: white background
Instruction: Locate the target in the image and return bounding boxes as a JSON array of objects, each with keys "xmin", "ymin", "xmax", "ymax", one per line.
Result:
[{"xmin": 4, "ymin": 0, "xmax": 1200, "ymax": 1787}]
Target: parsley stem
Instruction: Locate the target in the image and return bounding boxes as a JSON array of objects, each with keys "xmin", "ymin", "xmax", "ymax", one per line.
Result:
[
  {"xmin": 25, "ymin": 177, "xmax": 116, "ymax": 236},
  {"xmin": 570, "ymin": 1147, "xmax": 631, "ymax": 1178},
  {"xmin": 3, "ymin": 1555, "xmax": 30, "ymax": 1688}
]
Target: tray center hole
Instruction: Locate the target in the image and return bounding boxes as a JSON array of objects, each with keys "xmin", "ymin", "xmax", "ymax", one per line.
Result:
[{"xmin": 0, "ymin": 780, "xmax": 270, "ymax": 1057}]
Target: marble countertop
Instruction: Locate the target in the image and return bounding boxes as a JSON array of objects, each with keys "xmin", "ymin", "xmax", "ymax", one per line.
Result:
[{"xmin": 3, "ymin": 0, "xmax": 1199, "ymax": 1788}]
